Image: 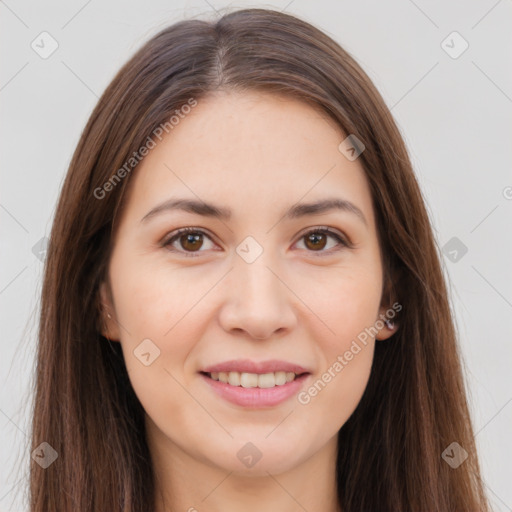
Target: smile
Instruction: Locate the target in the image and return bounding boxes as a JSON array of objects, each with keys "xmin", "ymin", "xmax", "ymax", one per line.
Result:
[
  {"xmin": 200, "ymin": 370, "xmax": 310, "ymax": 408},
  {"xmin": 206, "ymin": 370, "xmax": 299, "ymax": 388}
]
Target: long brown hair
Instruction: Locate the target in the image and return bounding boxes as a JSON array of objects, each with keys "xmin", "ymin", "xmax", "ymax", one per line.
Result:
[{"xmin": 31, "ymin": 8, "xmax": 490, "ymax": 511}]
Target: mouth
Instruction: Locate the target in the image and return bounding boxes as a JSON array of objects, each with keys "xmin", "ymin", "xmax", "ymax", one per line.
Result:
[
  {"xmin": 199, "ymin": 360, "xmax": 311, "ymax": 408},
  {"xmin": 199, "ymin": 366, "xmax": 312, "ymax": 409},
  {"xmin": 201, "ymin": 370, "xmax": 306, "ymax": 389}
]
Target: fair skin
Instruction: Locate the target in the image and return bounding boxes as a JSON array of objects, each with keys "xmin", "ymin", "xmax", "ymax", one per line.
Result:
[{"xmin": 100, "ymin": 90, "xmax": 395, "ymax": 512}]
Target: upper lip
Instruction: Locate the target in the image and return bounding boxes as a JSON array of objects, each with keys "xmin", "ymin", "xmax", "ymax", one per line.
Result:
[{"xmin": 201, "ymin": 359, "xmax": 310, "ymax": 375}]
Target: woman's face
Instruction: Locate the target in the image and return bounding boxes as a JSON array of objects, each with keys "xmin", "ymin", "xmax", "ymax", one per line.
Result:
[{"xmin": 101, "ymin": 91, "xmax": 394, "ymax": 476}]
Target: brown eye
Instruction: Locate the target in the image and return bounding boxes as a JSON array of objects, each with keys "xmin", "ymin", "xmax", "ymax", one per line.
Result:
[
  {"xmin": 163, "ymin": 228, "xmax": 215, "ymax": 256},
  {"xmin": 296, "ymin": 228, "xmax": 348, "ymax": 254},
  {"xmin": 304, "ymin": 232, "xmax": 327, "ymax": 250},
  {"xmin": 179, "ymin": 232, "xmax": 204, "ymax": 251}
]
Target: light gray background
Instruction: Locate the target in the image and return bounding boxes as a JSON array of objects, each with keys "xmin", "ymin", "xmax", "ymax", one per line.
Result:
[{"xmin": 1, "ymin": 1, "xmax": 511, "ymax": 510}]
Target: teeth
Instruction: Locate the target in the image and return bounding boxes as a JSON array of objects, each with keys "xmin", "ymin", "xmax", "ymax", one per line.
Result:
[
  {"xmin": 241, "ymin": 372, "xmax": 259, "ymax": 388},
  {"xmin": 228, "ymin": 371, "xmax": 241, "ymax": 386},
  {"xmin": 209, "ymin": 371, "xmax": 299, "ymax": 388},
  {"xmin": 275, "ymin": 371, "xmax": 287, "ymax": 386}
]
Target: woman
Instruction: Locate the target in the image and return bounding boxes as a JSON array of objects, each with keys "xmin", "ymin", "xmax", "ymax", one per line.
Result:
[{"xmin": 31, "ymin": 8, "xmax": 490, "ymax": 511}]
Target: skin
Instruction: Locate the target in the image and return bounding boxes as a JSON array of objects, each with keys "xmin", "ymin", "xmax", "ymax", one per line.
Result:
[{"xmin": 100, "ymin": 90, "xmax": 395, "ymax": 512}]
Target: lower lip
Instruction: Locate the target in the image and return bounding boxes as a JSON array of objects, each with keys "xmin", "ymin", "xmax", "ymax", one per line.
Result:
[{"xmin": 200, "ymin": 373, "xmax": 310, "ymax": 408}]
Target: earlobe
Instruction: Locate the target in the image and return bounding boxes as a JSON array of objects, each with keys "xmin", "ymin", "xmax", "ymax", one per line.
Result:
[
  {"xmin": 384, "ymin": 319, "xmax": 395, "ymax": 330},
  {"xmin": 375, "ymin": 305, "xmax": 399, "ymax": 341},
  {"xmin": 98, "ymin": 281, "xmax": 121, "ymax": 341}
]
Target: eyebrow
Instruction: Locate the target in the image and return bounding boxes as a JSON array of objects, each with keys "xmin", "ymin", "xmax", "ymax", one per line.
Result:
[{"xmin": 140, "ymin": 197, "xmax": 367, "ymax": 226}]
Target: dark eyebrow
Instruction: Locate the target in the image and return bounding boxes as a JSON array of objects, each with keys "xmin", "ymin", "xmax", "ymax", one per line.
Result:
[
  {"xmin": 284, "ymin": 198, "xmax": 367, "ymax": 225},
  {"xmin": 141, "ymin": 198, "xmax": 232, "ymax": 223},
  {"xmin": 140, "ymin": 197, "xmax": 367, "ymax": 226}
]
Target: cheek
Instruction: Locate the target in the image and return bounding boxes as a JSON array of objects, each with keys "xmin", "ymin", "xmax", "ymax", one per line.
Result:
[
  {"xmin": 108, "ymin": 254, "xmax": 215, "ymax": 410},
  {"xmin": 298, "ymin": 309, "xmax": 376, "ymax": 432},
  {"xmin": 110, "ymin": 250, "xmax": 216, "ymax": 343},
  {"xmin": 295, "ymin": 266, "xmax": 380, "ymax": 418},
  {"xmin": 300, "ymin": 344, "xmax": 374, "ymax": 438},
  {"xmin": 296, "ymin": 260, "xmax": 382, "ymax": 345},
  {"xmin": 112, "ymin": 264, "xmax": 209, "ymax": 432}
]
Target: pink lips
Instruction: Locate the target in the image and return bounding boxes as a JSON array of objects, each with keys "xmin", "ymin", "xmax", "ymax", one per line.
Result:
[
  {"xmin": 200, "ymin": 359, "xmax": 311, "ymax": 408},
  {"xmin": 201, "ymin": 359, "xmax": 309, "ymax": 375}
]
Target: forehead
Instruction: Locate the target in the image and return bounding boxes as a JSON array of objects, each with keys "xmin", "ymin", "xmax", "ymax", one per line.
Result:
[{"xmin": 119, "ymin": 90, "xmax": 376, "ymax": 229}]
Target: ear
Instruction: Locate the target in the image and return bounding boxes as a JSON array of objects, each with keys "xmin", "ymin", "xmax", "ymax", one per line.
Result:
[
  {"xmin": 375, "ymin": 263, "xmax": 400, "ymax": 341},
  {"xmin": 98, "ymin": 281, "xmax": 121, "ymax": 341},
  {"xmin": 374, "ymin": 300, "xmax": 400, "ymax": 341}
]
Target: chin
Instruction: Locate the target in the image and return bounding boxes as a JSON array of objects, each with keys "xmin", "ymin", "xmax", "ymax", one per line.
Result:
[{"xmin": 204, "ymin": 439, "xmax": 308, "ymax": 476}]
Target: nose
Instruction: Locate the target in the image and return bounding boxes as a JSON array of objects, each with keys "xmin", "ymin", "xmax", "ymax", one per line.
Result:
[{"xmin": 218, "ymin": 253, "xmax": 297, "ymax": 340}]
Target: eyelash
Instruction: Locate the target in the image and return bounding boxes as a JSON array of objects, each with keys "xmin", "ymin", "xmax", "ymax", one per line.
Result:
[{"xmin": 161, "ymin": 226, "xmax": 351, "ymax": 258}]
